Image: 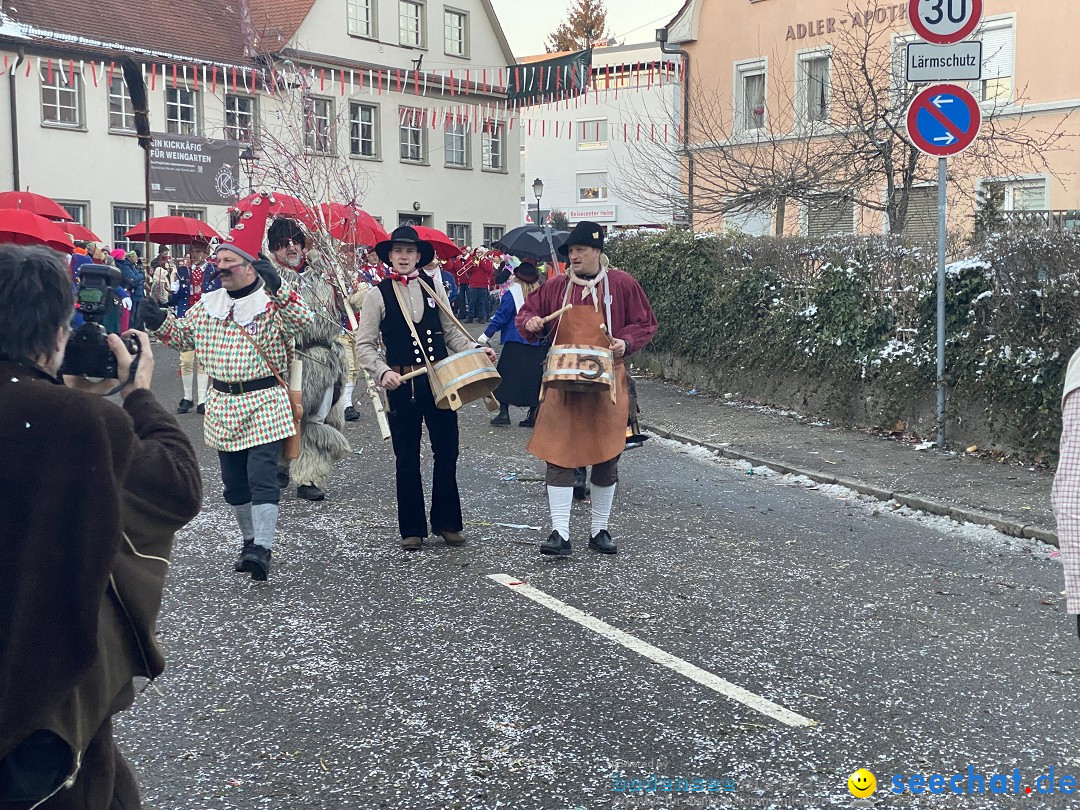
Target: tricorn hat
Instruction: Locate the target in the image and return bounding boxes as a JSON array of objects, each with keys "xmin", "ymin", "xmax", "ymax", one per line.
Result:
[
  {"xmin": 557, "ymin": 220, "xmax": 605, "ymax": 257},
  {"xmin": 375, "ymin": 225, "xmax": 435, "ymax": 268},
  {"xmin": 216, "ymin": 192, "xmax": 272, "ymax": 263},
  {"xmin": 513, "ymin": 259, "xmax": 540, "ymax": 283}
]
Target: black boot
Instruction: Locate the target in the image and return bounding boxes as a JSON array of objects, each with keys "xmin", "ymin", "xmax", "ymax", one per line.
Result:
[
  {"xmin": 234, "ymin": 539, "xmax": 256, "ymax": 572},
  {"xmin": 573, "ymin": 468, "xmax": 590, "ymax": 501},
  {"xmin": 239, "ymin": 544, "xmax": 272, "ymax": 581},
  {"xmin": 490, "ymin": 403, "xmax": 511, "ymax": 426},
  {"xmin": 539, "ymin": 530, "xmax": 572, "ymax": 556},
  {"xmin": 588, "ymin": 529, "xmax": 618, "ymax": 554},
  {"xmin": 518, "ymin": 406, "xmax": 537, "ymax": 428},
  {"xmin": 344, "ymin": 405, "xmax": 360, "ymax": 422},
  {"xmin": 297, "ymin": 484, "xmax": 325, "ymax": 501},
  {"xmin": 176, "ymin": 398, "xmax": 193, "ymax": 414}
]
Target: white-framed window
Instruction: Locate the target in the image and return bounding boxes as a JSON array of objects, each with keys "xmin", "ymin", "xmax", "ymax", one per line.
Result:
[
  {"xmin": 112, "ymin": 205, "xmax": 144, "ymax": 252},
  {"xmin": 482, "ymin": 121, "xmax": 504, "ymax": 170},
  {"xmin": 166, "ymin": 87, "xmax": 199, "ymax": 136},
  {"xmin": 57, "ymin": 201, "xmax": 89, "ymax": 225},
  {"xmin": 304, "ymin": 96, "xmax": 334, "ymax": 154},
  {"xmin": 805, "ymin": 194, "xmax": 855, "ymax": 237},
  {"xmin": 577, "ymin": 118, "xmax": 609, "ymax": 150},
  {"xmin": 725, "ymin": 205, "xmax": 772, "ymax": 237},
  {"xmin": 108, "ymin": 76, "xmax": 135, "ymax": 132},
  {"xmin": 446, "ymin": 222, "xmax": 471, "ymax": 248},
  {"xmin": 973, "ymin": 18, "xmax": 1015, "ymax": 104},
  {"xmin": 734, "ymin": 58, "xmax": 767, "ymax": 133},
  {"xmin": 350, "ymin": 102, "xmax": 378, "ymax": 158},
  {"xmin": 225, "ymin": 94, "xmax": 257, "ymax": 143},
  {"xmin": 982, "ymin": 177, "xmax": 1048, "ymax": 211},
  {"xmin": 798, "ymin": 50, "xmax": 830, "ymax": 124},
  {"xmin": 40, "ymin": 63, "xmax": 82, "ymax": 127},
  {"xmin": 577, "ymin": 171, "xmax": 608, "ymax": 202},
  {"xmin": 483, "ymin": 225, "xmax": 504, "ymax": 248},
  {"xmin": 400, "ymin": 108, "xmax": 425, "ymax": 162},
  {"xmin": 168, "ymin": 206, "xmax": 206, "ymax": 220},
  {"xmin": 347, "ymin": 0, "xmax": 375, "ymax": 37},
  {"xmin": 889, "ymin": 185, "xmax": 938, "ymax": 242},
  {"xmin": 399, "ymin": 0, "xmax": 424, "ymax": 47},
  {"xmin": 445, "ymin": 119, "xmax": 468, "ymax": 167},
  {"xmin": 444, "ymin": 8, "xmax": 468, "ymax": 56}
]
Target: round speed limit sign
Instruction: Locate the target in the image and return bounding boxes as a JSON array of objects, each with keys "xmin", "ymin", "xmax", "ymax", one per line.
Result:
[{"xmin": 909, "ymin": 0, "xmax": 983, "ymax": 45}]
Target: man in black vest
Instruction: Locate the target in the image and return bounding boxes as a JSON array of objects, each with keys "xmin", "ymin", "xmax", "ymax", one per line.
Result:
[{"xmin": 355, "ymin": 227, "xmax": 496, "ymax": 550}]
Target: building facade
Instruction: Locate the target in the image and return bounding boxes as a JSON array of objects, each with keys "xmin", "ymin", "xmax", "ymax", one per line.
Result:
[
  {"xmin": 518, "ymin": 42, "xmax": 682, "ymax": 231},
  {"xmin": 0, "ymin": 0, "xmax": 520, "ymax": 252},
  {"xmin": 664, "ymin": 0, "xmax": 1080, "ymax": 238}
]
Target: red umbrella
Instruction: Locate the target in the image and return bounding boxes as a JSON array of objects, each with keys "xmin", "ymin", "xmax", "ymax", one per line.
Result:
[
  {"xmin": 122, "ymin": 216, "xmax": 222, "ymax": 244},
  {"xmin": 0, "ymin": 209, "xmax": 74, "ymax": 253},
  {"xmin": 318, "ymin": 203, "xmax": 389, "ymax": 246},
  {"xmin": 413, "ymin": 226, "xmax": 464, "ymax": 260},
  {"xmin": 0, "ymin": 191, "xmax": 74, "ymax": 221},
  {"xmin": 58, "ymin": 221, "xmax": 102, "ymax": 243},
  {"xmin": 232, "ymin": 192, "xmax": 315, "ymax": 227}
]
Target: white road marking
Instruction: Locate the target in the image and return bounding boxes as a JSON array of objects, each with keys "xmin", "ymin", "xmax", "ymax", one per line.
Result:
[{"xmin": 488, "ymin": 573, "xmax": 816, "ymax": 728}]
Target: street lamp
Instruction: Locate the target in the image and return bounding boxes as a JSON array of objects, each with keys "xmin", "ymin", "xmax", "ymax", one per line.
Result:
[
  {"xmin": 239, "ymin": 146, "xmax": 259, "ymax": 193},
  {"xmin": 532, "ymin": 177, "xmax": 544, "ymax": 229}
]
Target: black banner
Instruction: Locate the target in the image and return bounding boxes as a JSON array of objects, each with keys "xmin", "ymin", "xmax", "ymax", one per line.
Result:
[
  {"xmin": 149, "ymin": 134, "xmax": 241, "ymax": 205},
  {"xmin": 506, "ymin": 49, "xmax": 592, "ymax": 107}
]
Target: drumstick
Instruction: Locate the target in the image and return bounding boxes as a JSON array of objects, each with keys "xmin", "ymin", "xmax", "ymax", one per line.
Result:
[
  {"xmin": 599, "ymin": 323, "xmax": 617, "ymax": 347},
  {"xmin": 398, "ymin": 367, "xmax": 429, "ymax": 382},
  {"xmin": 542, "ymin": 303, "xmax": 574, "ymax": 324}
]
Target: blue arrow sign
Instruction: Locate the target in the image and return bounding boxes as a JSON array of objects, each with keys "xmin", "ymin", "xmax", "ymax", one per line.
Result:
[{"xmin": 906, "ymin": 83, "xmax": 982, "ymax": 157}]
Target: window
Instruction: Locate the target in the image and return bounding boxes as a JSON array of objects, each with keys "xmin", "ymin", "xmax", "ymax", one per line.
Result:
[
  {"xmin": 806, "ymin": 195, "xmax": 855, "ymax": 237},
  {"xmin": 735, "ymin": 59, "xmax": 766, "ymax": 133},
  {"xmin": 984, "ymin": 178, "xmax": 1048, "ymax": 211},
  {"xmin": 58, "ymin": 202, "xmax": 88, "ymax": 225},
  {"xmin": 112, "ymin": 206, "xmax": 144, "ymax": 252},
  {"xmin": 725, "ymin": 206, "xmax": 772, "ymax": 237},
  {"xmin": 108, "ymin": 77, "xmax": 134, "ymax": 132},
  {"xmin": 350, "ymin": 103, "xmax": 378, "ymax": 158},
  {"xmin": 889, "ymin": 186, "xmax": 938, "ymax": 243},
  {"xmin": 444, "ymin": 119, "xmax": 468, "ymax": 167},
  {"xmin": 578, "ymin": 171, "xmax": 608, "ymax": 202},
  {"xmin": 304, "ymin": 97, "xmax": 334, "ymax": 154},
  {"xmin": 444, "ymin": 9, "xmax": 467, "ymax": 56},
  {"xmin": 399, "ymin": 0, "xmax": 424, "ymax": 47},
  {"xmin": 400, "ymin": 108, "xmax": 425, "ymax": 162},
  {"xmin": 800, "ymin": 53, "xmax": 830, "ymax": 124},
  {"xmin": 40, "ymin": 63, "xmax": 82, "ymax": 127},
  {"xmin": 446, "ymin": 222, "xmax": 471, "ymax": 248},
  {"xmin": 166, "ymin": 87, "xmax": 199, "ymax": 135},
  {"xmin": 520, "ymin": 173, "xmax": 527, "ymax": 203},
  {"xmin": 225, "ymin": 94, "xmax": 257, "ymax": 143},
  {"xmin": 482, "ymin": 121, "xmax": 503, "ymax": 170},
  {"xmin": 347, "ymin": 0, "xmax": 374, "ymax": 37},
  {"xmin": 168, "ymin": 206, "xmax": 205, "ymax": 220},
  {"xmin": 975, "ymin": 21, "xmax": 1015, "ymax": 103},
  {"xmin": 577, "ymin": 118, "xmax": 609, "ymax": 150},
  {"xmin": 483, "ymin": 225, "xmax": 504, "ymax": 248}
]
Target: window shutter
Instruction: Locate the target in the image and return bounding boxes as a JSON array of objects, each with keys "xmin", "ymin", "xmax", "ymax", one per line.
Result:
[{"xmin": 980, "ymin": 25, "xmax": 1014, "ymax": 81}]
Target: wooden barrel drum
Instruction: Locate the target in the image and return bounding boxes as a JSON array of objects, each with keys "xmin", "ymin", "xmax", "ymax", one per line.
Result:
[
  {"xmin": 542, "ymin": 344, "xmax": 616, "ymax": 402},
  {"xmin": 429, "ymin": 347, "xmax": 502, "ymax": 411}
]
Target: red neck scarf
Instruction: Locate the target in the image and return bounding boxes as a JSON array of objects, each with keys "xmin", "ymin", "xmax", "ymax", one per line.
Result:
[{"xmin": 390, "ymin": 271, "xmax": 419, "ymax": 286}]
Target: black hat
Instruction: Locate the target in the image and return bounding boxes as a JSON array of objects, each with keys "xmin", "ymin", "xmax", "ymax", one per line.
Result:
[
  {"xmin": 375, "ymin": 225, "xmax": 435, "ymax": 268},
  {"xmin": 513, "ymin": 260, "xmax": 540, "ymax": 283},
  {"xmin": 557, "ymin": 220, "xmax": 605, "ymax": 257},
  {"xmin": 267, "ymin": 217, "xmax": 308, "ymax": 250}
]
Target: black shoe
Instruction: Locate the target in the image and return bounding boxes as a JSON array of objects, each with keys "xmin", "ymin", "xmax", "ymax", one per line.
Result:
[
  {"xmin": 588, "ymin": 530, "xmax": 618, "ymax": 554},
  {"xmin": 518, "ymin": 407, "xmax": 537, "ymax": 428},
  {"xmin": 239, "ymin": 544, "xmax": 272, "ymax": 581},
  {"xmin": 490, "ymin": 407, "xmax": 511, "ymax": 426},
  {"xmin": 176, "ymin": 399, "xmax": 193, "ymax": 414},
  {"xmin": 196, "ymin": 403, "xmax": 205, "ymax": 415},
  {"xmin": 234, "ymin": 539, "xmax": 256, "ymax": 572},
  {"xmin": 539, "ymin": 530, "xmax": 572, "ymax": 557},
  {"xmin": 297, "ymin": 484, "xmax": 325, "ymax": 501},
  {"xmin": 573, "ymin": 468, "xmax": 590, "ymax": 501},
  {"xmin": 344, "ymin": 405, "xmax": 360, "ymax": 422}
]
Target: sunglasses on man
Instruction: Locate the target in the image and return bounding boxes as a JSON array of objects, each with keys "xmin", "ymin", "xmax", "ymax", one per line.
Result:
[{"xmin": 270, "ymin": 238, "xmax": 303, "ymax": 250}]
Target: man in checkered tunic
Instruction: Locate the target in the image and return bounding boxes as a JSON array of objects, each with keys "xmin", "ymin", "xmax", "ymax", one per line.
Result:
[
  {"xmin": 1054, "ymin": 349, "xmax": 1080, "ymax": 639},
  {"xmin": 140, "ymin": 202, "xmax": 313, "ymax": 581}
]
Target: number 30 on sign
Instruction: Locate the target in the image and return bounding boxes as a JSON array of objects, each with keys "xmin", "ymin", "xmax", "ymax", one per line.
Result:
[{"xmin": 909, "ymin": 0, "xmax": 984, "ymax": 45}]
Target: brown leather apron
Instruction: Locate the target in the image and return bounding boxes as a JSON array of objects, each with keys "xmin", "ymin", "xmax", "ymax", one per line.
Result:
[{"xmin": 527, "ymin": 300, "xmax": 628, "ymax": 468}]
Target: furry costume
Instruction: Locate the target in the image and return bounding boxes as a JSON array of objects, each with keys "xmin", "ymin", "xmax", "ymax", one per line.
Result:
[{"xmin": 275, "ymin": 252, "xmax": 351, "ymax": 489}]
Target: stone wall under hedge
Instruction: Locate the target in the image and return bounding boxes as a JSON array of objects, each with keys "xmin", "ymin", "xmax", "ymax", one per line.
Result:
[{"xmin": 606, "ymin": 229, "xmax": 1080, "ymax": 465}]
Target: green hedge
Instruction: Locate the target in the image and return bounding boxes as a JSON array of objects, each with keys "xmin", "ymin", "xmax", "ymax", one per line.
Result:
[{"xmin": 608, "ymin": 229, "xmax": 1080, "ymax": 462}]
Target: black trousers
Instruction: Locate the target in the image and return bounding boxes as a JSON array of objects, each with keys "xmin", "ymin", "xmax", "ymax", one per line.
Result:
[
  {"xmin": 218, "ymin": 439, "xmax": 285, "ymax": 505},
  {"xmin": 387, "ymin": 377, "xmax": 462, "ymax": 538}
]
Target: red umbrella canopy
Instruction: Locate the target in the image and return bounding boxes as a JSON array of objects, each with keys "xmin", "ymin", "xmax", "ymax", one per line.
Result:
[
  {"xmin": 412, "ymin": 226, "xmax": 464, "ymax": 261},
  {"xmin": 318, "ymin": 203, "xmax": 389, "ymax": 246},
  {"xmin": 59, "ymin": 221, "xmax": 102, "ymax": 243},
  {"xmin": 122, "ymin": 216, "xmax": 222, "ymax": 245},
  {"xmin": 0, "ymin": 191, "xmax": 74, "ymax": 221},
  {"xmin": 232, "ymin": 192, "xmax": 315, "ymax": 228},
  {"xmin": 0, "ymin": 209, "xmax": 74, "ymax": 253}
]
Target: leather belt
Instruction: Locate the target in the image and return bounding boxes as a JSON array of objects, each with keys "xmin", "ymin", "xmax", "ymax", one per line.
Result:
[
  {"xmin": 212, "ymin": 376, "xmax": 279, "ymax": 395},
  {"xmin": 391, "ymin": 364, "xmax": 425, "ymax": 374}
]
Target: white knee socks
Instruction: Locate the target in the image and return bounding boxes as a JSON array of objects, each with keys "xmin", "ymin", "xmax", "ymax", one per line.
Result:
[
  {"xmin": 590, "ymin": 483, "xmax": 616, "ymax": 535},
  {"xmin": 181, "ymin": 372, "xmax": 193, "ymax": 400},
  {"xmin": 547, "ymin": 486, "xmax": 573, "ymax": 539},
  {"xmin": 197, "ymin": 373, "xmax": 209, "ymax": 405},
  {"xmin": 252, "ymin": 503, "xmax": 279, "ymax": 550},
  {"xmin": 343, "ymin": 382, "xmax": 355, "ymax": 408},
  {"xmin": 232, "ymin": 503, "xmax": 254, "ymax": 541}
]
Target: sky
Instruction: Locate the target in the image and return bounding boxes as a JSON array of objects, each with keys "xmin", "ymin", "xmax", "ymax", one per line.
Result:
[{"xmin": 489, "ymin": 0, "xmax": 686, "ymax": 59}]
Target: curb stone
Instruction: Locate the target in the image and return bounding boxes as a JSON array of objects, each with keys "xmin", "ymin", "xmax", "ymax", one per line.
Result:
[{"xmin": 645, "ymin": 423, "xmax": 1060, "ymax": 549}]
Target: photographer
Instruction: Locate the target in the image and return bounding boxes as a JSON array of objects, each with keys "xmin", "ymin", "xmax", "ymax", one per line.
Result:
[{"xmin": 0, "ymin": 245, "xmax": 202, "ymax": 808}]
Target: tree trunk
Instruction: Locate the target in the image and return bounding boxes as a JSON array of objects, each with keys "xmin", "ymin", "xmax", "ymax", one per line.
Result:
[{"xmin": 774, "ymin": 198, "xmax": 786, "ymax": 236}]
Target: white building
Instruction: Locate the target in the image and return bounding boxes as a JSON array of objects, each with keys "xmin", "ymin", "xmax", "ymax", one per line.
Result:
[
  {"xmin": 518, "ymin": 42, "xmax": 681, "ymax": 231},
  {"xmin": 0, "ymin": 0, "xmax": 520, "ymax": 252}
]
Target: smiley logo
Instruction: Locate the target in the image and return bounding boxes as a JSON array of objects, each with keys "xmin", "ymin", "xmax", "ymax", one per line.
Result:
[{"xmin": 847, "ymin": 769, "xmax": 877, "ymax": 798}]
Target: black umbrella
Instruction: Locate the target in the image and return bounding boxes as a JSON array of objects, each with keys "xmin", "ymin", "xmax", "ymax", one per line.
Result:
[{"xmin": 493, "ymin": 225, "xmax": 569, "ymax": 262}]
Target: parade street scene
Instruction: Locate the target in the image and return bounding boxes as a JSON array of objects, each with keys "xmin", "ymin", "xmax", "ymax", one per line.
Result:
[{"xmin": 3, "ymin": 0, "xmax": 1080, "ymax": 808}]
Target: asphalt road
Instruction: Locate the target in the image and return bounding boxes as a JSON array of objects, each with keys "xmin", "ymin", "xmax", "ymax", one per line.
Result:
[{"xmin": 115, "ymin": 349, "xmax": 1080, "ymax": 809}]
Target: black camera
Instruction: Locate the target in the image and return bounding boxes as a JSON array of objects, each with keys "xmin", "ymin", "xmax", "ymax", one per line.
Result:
[{"xmin": 60, "ymin": 265, "xmax": 139, "ymax": 379}]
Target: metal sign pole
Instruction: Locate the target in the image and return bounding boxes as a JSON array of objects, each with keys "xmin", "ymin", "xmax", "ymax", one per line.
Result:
[{"xmin": 936, "ymin": 156, "xmax": 947, "ymax": 449}]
